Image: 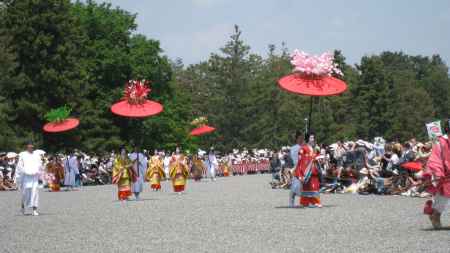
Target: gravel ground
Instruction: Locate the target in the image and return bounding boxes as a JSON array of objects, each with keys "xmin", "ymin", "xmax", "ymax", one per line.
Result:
[{"xmin": 0, "ymin": 174, "xmax": 449, "ymax": 253}]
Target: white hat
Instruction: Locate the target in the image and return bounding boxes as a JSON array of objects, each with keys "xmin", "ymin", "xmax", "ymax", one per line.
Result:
[
  {"xmin": 6, "ymin": 152, "xmax": 17, "ymax": 159},
  {"xmin": 35, "ymin": 149, "xmax": 46, "ymax": 156}
]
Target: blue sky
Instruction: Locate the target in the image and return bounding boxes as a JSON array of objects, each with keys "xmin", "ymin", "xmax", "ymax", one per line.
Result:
[{"xmin": 98, "ymin": 0, "xmax": 450, "ymax": 66}]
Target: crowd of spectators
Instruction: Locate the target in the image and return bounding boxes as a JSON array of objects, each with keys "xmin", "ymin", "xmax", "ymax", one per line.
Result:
[{"xmin": 269, "ymin": 137, "xmax": 433, "ymax": 198}]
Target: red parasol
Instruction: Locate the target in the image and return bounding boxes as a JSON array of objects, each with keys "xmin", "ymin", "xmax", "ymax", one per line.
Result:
[
  {"xmin": 401, "ymin": 161, "xmax": 423, "ymax": 172},
  {"xmin": 111, "ymin": 100, "xmax": 163, "ymax": 118},
  {"xmin": 43, "ymin": 118, "xmax": 79, "ymax": 133},
  {"xmin": 111, "ymin": 80, "xmax": 164, "ymax": 179},
  {"xmin": 278, "ymin": 74, "xmax": 347, "ymax": 96},
  {"xmin": 190, "ymin": 125, "xmax": 216, "ymax": 136},
  {"xmin": 277, "ymin": 50, "xmax": 348, "ymax": 134},
  {"xmin": 110, "ymin": 80, "xmax": 163, "ymax": 118}
]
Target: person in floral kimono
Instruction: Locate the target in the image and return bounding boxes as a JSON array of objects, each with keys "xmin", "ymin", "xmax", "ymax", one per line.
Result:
[{"xmin": 296, "ymin": 132, "xmax": 322, "ymax": 208}]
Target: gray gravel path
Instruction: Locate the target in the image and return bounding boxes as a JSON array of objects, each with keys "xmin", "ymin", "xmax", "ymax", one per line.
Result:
[{"xmin": 0, "ymin": 174, "xmax": 448, "ymax": 253}]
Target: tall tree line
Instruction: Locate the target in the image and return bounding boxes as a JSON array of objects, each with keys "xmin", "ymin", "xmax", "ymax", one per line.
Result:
[{"xmin": 175, "ymin": 26, "xmax": 449, "ymax": 151}]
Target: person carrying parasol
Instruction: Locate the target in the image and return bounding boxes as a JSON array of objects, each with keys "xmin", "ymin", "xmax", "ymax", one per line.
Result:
[{"xmin": 296, "ymin": 132, "xmax": 322, "ymax": 208}]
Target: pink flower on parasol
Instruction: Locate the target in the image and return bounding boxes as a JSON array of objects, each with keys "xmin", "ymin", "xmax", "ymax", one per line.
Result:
[{"xmin": 277, "ymin": 50, "xmax": 348, "ymax": 134}]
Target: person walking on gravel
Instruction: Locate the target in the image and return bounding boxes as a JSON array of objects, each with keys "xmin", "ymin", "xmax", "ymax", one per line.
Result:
[
  {"xmin": 424, "ymin": 120, "xmax": 450, "ymax": 229},
  {"xmin": 207, "ymin": 147, "xmax": 218, "ymax": 182},
  {"xmin": 296, "ymin": 132, "xmax": 322, "ymax": 208},
  {"xmin": 16, "ymin": 141, "xmax": 43, "ymax": 216},
  {"xmin": 112, "ymin": 146, "xmax": 136, "ymax": 201},
  {"xmin": 289, "ymin": 131, "xmax": 304, "ymax": 207}
]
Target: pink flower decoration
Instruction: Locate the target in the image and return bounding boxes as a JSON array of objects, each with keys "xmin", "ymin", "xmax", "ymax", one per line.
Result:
[{"xmin": 290, "ymin": 50, "xmax": 343, "ymax": 77}]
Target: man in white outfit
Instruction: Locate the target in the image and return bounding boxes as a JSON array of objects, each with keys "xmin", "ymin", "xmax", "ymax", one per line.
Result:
[
  {"xmin": 16, "ymin": 141, "xmax": 43, "ymax": 216},
  {"xmin": 207, "ymin": 147, "xmax": 218, "ymax": 181}
]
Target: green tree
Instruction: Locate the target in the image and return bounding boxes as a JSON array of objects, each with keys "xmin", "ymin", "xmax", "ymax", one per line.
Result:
[{"xmin": 1, "ymin": 0, "xmax": 84, "ymax": 151}]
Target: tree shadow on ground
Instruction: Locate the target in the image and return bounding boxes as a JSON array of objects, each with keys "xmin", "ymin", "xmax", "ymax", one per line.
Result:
[
  {"xmin": 112, "ymin": 198, "xmax": 157, "ymax": 203},
  {"xmin": 274, "ymin": 205, "xmax": 337, "ymax": 209},
  {"xmin": 420, "ymin": 227, "xmax": 450, "ymax": 231},
  {"xmin": 14, "ymin": 212, "xmax": 57, "ymax": 217}
]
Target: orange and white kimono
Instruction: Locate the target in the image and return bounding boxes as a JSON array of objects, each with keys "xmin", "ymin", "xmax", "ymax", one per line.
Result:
[
  {"xmin": 169, "ymin": 156, "xmax": 189, "ymax": 193},
  {"xmin": 146, "ymin": 156, "xmax": 165, "ymax": 191},
  {"xmin": 46, "ymin": 161, "xmax": 64, "ymax": 192},
  {"xmin": 112, "ymin": 157, "xmax": 135, "ymax": 200}
]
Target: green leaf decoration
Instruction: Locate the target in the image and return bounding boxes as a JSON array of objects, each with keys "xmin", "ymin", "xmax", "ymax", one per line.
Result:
[{"xmin": 45, "ymin": 106, "xmax": 72, "ymax": 123}]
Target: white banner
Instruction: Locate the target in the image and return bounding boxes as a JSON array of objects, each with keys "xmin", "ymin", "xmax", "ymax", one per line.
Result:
[{"xmin": 426, "ymin": 120, "xmax": 442, "ymax": 141}]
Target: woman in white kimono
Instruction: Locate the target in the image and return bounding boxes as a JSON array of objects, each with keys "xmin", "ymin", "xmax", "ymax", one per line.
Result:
[{"xmin": 207, "ymin": 148, "xmax": 218, "ymax": 181}]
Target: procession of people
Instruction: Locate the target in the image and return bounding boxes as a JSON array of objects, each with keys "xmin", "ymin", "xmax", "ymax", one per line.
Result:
[{"xmin": 0, "ymin": 55, "xmax": 446, "ymax": 231}]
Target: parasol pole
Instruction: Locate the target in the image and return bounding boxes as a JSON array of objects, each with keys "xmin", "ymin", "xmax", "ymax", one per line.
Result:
[{"xmin": 307, "ymin": 96, "xmax": 313, "ymax": 135}]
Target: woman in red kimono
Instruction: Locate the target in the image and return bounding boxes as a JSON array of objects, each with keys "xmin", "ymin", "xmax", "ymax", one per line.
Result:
[{"xmin": 296, "ymin": 133, "xmax": 322, "ymax": 208}]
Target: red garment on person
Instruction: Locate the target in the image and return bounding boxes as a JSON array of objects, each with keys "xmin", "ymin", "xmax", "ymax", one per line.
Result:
[{"xmin": 295, "ymin": 145, "xmax": 321, "ymax": 206}]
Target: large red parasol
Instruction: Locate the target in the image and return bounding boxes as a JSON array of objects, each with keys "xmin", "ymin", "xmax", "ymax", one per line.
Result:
[
  {"xmin": 111, "ymin": 80, "xmax": 163, "ymax": 178},
  {"xmin": 277, "ymin": 50, "xmax": 348, "ymax": 134},
  {"xmin": 111, "ymin": 100, "xmax": 163, "ymax": 118},
  {"xmin": 110, "ymin": 80, "xmax": 163, "ymax": 118},
  {"xmin": 43, "ymin": 118, "xmax": 79, "ymax": 133},
  {"xmin": 400, "ymin": 161, "xmax": 423, "ymax": 172},
  {"xmin": 190, "ymin": 125, "xmax": 216, "ymax": 136},
  {"xmin": 278, "ymin": 74, "xmax": 347, "ymax": 96}
]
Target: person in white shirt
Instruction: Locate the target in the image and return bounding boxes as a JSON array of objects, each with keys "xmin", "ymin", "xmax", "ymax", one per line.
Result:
[{"xmin": 16, "ymin": 141, "xmax": 43, "ymax": 216}]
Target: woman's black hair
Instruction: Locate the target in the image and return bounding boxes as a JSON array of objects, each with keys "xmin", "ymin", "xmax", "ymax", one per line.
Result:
[
  {"xmin": 295, "ymin": 130, "xmax": 303, "ymax": 140},
  {"xmin": 305, "ymin": 131, "xmax": 315, "ymax": 142}
]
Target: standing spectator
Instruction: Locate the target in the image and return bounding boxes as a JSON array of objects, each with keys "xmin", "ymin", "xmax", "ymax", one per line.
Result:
[
  {"xmin": 269, "ymin": 152, "xmax": 281, "ymax": 181},
  {"xmin": 334, "ymin": 141, "xmax": 346, "ymax": 170}
]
